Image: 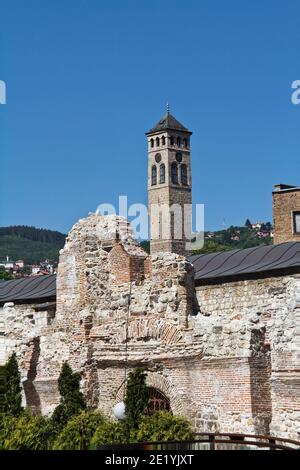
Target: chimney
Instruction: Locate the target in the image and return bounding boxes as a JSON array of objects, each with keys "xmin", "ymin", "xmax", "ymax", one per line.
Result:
[{"xmin": 272, "ymin": 184, "xmax": 300, "ymax": 244}]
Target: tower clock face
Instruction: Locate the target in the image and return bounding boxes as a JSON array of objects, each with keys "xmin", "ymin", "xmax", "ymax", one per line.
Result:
[
  {"xmin": 155, "ymin": 153, "xmax": 161, "ymax": 163},
  {"xmin": 176, "ymin": 152, "xmax": 182, "ymax": 163}
]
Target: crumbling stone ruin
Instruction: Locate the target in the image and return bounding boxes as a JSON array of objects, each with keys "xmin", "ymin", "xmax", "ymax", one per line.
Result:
[{"xmin": 0, "ymin": 212, "xmax": 299, "ymax": 440}]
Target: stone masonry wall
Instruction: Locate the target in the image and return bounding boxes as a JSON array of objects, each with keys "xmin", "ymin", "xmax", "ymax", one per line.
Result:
[
  {"xmin": 1, "ymin": 213, "xmax": 299, "ymax": 441},
  {"xmin": 194, "ymin": 274, "xmax": 299, "ymax": 440},
  {"xmin": 1, "ymin": 214, "xmax": 195, "ymax": 416}
]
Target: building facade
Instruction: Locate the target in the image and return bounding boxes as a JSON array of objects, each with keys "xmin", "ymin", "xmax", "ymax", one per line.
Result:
[{"xmin": 273, "ymin": 184, "xmax": 300, "ymax": 244}]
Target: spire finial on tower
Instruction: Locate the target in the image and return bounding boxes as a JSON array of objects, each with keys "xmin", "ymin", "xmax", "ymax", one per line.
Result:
[{"xmin": 166, "ymin": 102, "xmax": 170, "ymax": 114}]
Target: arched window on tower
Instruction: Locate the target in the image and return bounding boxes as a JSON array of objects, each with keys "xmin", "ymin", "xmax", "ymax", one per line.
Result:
[
  {"xmin": 183, "ymin": 138, "xmax": 188, "ymax": 148},
  {"xmin": 181, "ymin": 164, "xmax": 188, "ymax": 185},
  {"xmin": 177, "ymin": 136, "xmax": 181, "ymax": 147},
  {"xmin": 152, "ymin": 165, "xmax": 157, "ymax": 185},
  {"xmin": 159, "ymin": 163, "xmax": 165, "ymax": 184},
  {"xmin": 150, "ymin": 138, "xmax": 154, "ymax": 148},
  {"xmin": 162, "ymin": 135, "xmax": 166, "ymax": 146},
  {"xmin": 156, "ymin": 137, "xmax": 160, "ymax": 147},
  {"xmin": 170, "ymin": 136, "xmax": 174, "ymax": 145},
  {"xmin": 171, "ymin": 162, "xmax": 178, "ymax": 184}
]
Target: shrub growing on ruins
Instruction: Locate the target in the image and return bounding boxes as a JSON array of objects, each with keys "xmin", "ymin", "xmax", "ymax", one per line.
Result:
[
  {"xmin": 0, "ymin": 413, "xmax": 53, "ymax": 450},
  {"xmin": 4, "ymin": 352, "xmax": 22, "ymax": 416},
  {"xmin": 53, "ymin": 410, "xmax": 106, "ymax": 450},
  {"xmin": 51, "ymin": 362, "xmax": 86, "ymax": 429},
  {"xmin": 90, "ymin": 420, "xmax": 129, "ymax": 448},
  {"xmin": 0, "ymin": 414, "xmax": 17, "ymax": 449},
  {"xmin": 124, "ymin": 368, "xmax": 149, "ymax": 430},
  {"xmin": 136, "ymin": 411, "xmax": 194, "ymax": 442}
]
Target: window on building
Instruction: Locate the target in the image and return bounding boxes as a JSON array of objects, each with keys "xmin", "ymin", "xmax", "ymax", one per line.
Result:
[
  {"xmin": 162, "ymin": 136, "xmax": 166, "ymax": 145},
  {"xmin": 148, "ymin": 387, "xmax": 171, "ymax": 412},
  {"xmin": 150, "ymin": 138, "xmax": 154, "ymax": 148},
  {"xmin": 159, "ymin": 163, "xmax": 165, "ymax": 184},
  {"xmin": 170, "ymin": 136, "xmax": 174, "ymax": 145},
  {"xmin": 183, "ymin": 138, "xmax": 188, "ymax": 148},
  {"xmin": 152, "ymin": 165, "xmax": 157, "ymax": 185},
  {"xmin": 177, "ymin": 137, "xmax": 181, "ymax": 147},
  {"xmin": 171, "ymin": 162, "xmax": 178, "ymax": 184},
  {"xmin": 156, "ymin": 137, "xmax": 160, "ymax": 147},
  {"xmin": 181, "ymin": 164, "xmax": 188, "ymax": 185},
  {"xmin": 293, "ymin": 211, "xmax": 300, "ymax": 234}
]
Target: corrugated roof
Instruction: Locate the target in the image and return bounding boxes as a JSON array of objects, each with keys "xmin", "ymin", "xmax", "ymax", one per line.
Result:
[
  {"xmin": 1, "ymin": 242, "xmax": 300, "ymax": 303},
  {"xmin": 189, "ymin": 242, "xmax": 300, "ymax": 282},
  {"xmin": 0, "ymin": 274, "xmax": 56, "ymax": 304},
  {"xmin": 146, "ymin": 112, "xmax": 192, "ymax": 135}
]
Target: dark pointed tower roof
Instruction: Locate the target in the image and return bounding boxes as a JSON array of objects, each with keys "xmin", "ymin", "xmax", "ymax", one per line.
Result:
[{"xmin": 146, "ymin": 111, "xmax": 192, "ymax": 136}]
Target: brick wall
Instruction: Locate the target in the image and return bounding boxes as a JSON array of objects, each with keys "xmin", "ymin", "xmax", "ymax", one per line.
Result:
[{"xmin": 109, "ymin": 243, "xmax": 149, "ymax": 284}]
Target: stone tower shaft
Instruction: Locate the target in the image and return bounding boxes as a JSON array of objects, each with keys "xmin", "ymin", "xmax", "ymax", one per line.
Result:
[{"xmin": 146, "ymin": 111, "xmax": 193, "ymax": 256}]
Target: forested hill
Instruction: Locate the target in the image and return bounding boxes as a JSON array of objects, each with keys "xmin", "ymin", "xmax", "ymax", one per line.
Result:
[
  {"xmin": 0, "ymin": 226, "xmax": 66, "ymax": 245},
  {"xmin": 0, "ymin": 226, "xmax": 66, "ymax": 264},
  {"xmin": 193, "ymin": 223, "xmax": 273, "ymax": 254}
]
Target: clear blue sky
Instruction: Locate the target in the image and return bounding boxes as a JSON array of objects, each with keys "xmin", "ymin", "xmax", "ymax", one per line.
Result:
[{"xmin": 0, "ymin": 0, "xmax": 299, "ymax": 234}]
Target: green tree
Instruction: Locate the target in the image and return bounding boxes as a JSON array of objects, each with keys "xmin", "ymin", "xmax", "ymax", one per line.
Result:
[
  {"xmin": 90, "ymin": 420, "xmax": 128, "ymax": 448},
  {"xmin": 0, "ymin": 413, "xmax": 53, "ymax": 450},
  {"xmin": 51, "ymin": 362, "xmax": 86, "ymax": 429},
  {"xmin": 4, "ymin": 352, "xmax": 22, "ymax": 416},
  {"xmin": 136, "ymin": 411, "xmax": 194, "ymax": 442},
  {"xmin": 0, "ymin": 366, "xmax": 6, "ymax": 413},
  {"xmin": 124, "ymin": 368, "xmax": 149, "ymax": 430},
  {"xmin": 53, "ymin": 411, "xmax": 105, "ymax": 450},
  {"xmin": 0, "ymin": 267, "xmax": 13, "ymax": 280},
  {"xmin": 245, "ymin": 219, "xmax": 252, "ymax": 228},
  {"xmin": 140, "ymin": 240, "xmax": 150, "ymax": 254},
  {"xmin": 0, "ymin": 414, "xmax": 16, "ymax": 449}
]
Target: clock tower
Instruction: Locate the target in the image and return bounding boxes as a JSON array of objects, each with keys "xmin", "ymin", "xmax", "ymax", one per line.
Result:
[{"xmin": 146, "ymin": 108, "xmax": 192, "ymax": 256}]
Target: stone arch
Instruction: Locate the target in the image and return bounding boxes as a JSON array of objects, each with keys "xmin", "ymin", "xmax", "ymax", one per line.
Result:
[
  {"xmin": 115, "ymin": 371, "xmax": 186, "ymax": 416},
  {"xmin": 112, "ymin": 318, "xmax": 183, "ymax": 345}
]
